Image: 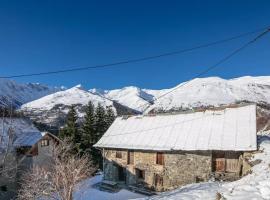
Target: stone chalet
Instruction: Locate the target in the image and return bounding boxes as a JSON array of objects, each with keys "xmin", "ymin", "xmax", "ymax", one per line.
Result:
[
  {"xmin": 0, "ymin": 118, "xmax": 60, "ymax": 199},
  {"xmin": 94, "ymin": 104, "xmax": 257, "ymax": 192}
]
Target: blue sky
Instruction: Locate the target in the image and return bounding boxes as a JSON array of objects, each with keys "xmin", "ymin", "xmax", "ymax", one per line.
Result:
[{"xmin": 0, "ymin": 0, "xmax": 269, "ymax": 89}]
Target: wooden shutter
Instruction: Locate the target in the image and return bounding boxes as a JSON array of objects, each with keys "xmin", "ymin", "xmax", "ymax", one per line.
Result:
[
  {"xmin": 212, "ymin": 152, "xmax": 225, "ymax": 172},
  {"xmin": 116, "ymin": 151, "xmax": 122, "ymax": 158},
  {"xmin": 225, "ymin": 152, "xmax": 239, "ymax": 172},
  {"xmin": 128, "ymin": 150, "xmax": 134, "ymax": 164},
  {"xmin": 156, "ymin": 152, "xmax": 164, "ymax": 165},
  {"xmin": 215, "ymin": 158, "xmax": 225, "ymax": 172}
]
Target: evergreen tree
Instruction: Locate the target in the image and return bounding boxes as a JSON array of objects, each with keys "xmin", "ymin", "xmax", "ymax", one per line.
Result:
[
  {"xmin": 105, "ymin": 106, "xmax": 116, "ymax": 130},
  {"xmin": 59, "ymin": 105, "xmax": 80, "ymax": 151},
  {"xmin": 81, "ymin": 101, "xmax": 95, "ymax": 153},
  {"xmin": 94, "ymin": 103, "xmax": 107, "ymax": 141}
]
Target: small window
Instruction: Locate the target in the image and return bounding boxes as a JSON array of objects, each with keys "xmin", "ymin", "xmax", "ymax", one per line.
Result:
[
  {"xmin": 127, "ymin": 150, "xmax": 134, "ymax": 165},
  {"xmin": 0, "ymin": 185, "xmax": 7, "ymax": 192},
  {"xmin": 136, "ymin": 168, "xmax": 145, "ymax": 180},
  {"xmin": 116, "ymin": 151, "xmax": 122, "ymax": 158},
  {"xmin": 154, "ymin": 174, "xmax": 163, "ymax": 187},
  {"xmin": 41, "ymin": 139, "xmax": 49, "ymax": 147},
  {"xmin": 156, "ymin": 152, "xmax": 164, "ymax": 165}
]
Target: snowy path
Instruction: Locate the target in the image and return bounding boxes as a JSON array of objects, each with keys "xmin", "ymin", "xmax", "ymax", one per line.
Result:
[{"xmin": 74, "ymin": 175, "xmax": 146, "ymax": 200}]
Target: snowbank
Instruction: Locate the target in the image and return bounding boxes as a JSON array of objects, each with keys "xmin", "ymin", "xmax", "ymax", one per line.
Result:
[{"xmin": 74, "ymin": 175, "xmax": 146, "ymax": 200}]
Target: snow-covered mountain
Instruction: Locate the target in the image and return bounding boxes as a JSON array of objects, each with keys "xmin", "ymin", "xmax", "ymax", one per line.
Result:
[
  {"xmin": 146, "ymin": 76, "xmax": 270, "ymax": 112},
  {"xmin": 90, "ymin": 86, "xmax": 156, "ymax": 112},
  {"xmin": 0, "ymin": 78, "xmax": 61, "ymax": 107},
  {"xmin": 21, "ymin": 85, "xmax": 137, "ymax": 127},
  {"xmin": 17, "ymin": 75, "xmax": 270, "ymax": 129},
  {"xmin": 91, "ymin": 76, "xmax": 270, "ymax": 113}
]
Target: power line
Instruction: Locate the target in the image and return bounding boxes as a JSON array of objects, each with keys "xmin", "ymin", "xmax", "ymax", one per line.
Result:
[
  {"xmin": 99, "ymin": 24, "xmax": 269, "ymax": 137},
  {"xmin": 0, "ymin": 26, "xmax": 269, "ymax": 79},
  {"xmin": 134, "ymin": 27, "xmax": 270, "ymax": 113}
]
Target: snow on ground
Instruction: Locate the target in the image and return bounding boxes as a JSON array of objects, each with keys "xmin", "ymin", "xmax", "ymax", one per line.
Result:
[
  {"xmin": 140, "ymin": 135, "xmax": 270, "ymax": 200},
  {"xmin": 74, "ymin": 175, "xmax": 146, "ymax": 200}
]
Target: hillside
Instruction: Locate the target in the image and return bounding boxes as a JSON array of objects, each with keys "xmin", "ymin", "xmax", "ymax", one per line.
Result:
[
  {"xmin": 21, "ymin": 85, "xmax": 137, "ymax": 127},
  {"xmin": 18, "ymin": 75, "xmax": 270, "ymax": 129},
  {"xmin": 91, "ymin": 76, "xmax": 270, "ymax": 113},
  {"xmin": 0, "ymin": 78, "xmax": 61, "ymax": 107}
]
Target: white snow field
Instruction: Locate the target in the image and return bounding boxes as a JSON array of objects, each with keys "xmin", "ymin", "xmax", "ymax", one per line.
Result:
[{"xmin": 74, "ymin": 175, "xmax": 146, "ymax": 200}]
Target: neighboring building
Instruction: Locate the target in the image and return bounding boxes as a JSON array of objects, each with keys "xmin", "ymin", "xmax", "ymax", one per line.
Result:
[
  {"xmin": 0, "ymin": 118, "xmax": 59, "ymax": 199},
  {"xmin": 94, "ymin": 104, "xmax": 257, "ymax": 191}
]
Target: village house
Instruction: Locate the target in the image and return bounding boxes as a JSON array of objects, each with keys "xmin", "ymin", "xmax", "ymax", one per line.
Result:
[
  {"xmin": 0, "ymin": 118, "xmax": 60, "ymax": 199},
  {"xmin": 94, "ymin": 104, "xmax": 257, "ymax": 192}
]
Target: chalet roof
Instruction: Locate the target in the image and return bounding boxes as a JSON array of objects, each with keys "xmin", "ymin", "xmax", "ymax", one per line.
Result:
[
  {"xmin": 94, "ymin": 104, "xmax": 257, "ymax": 151},
  {"xmin": 0, "ymin": 118, "xmax": 42, "ymax": 149}
]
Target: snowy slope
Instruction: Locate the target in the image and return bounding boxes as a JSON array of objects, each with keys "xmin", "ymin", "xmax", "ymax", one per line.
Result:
[
  {"xmin": 90, "ymin": 76, "xmax": 270, "ymax": 113},
  {"xmin": 139, "ymin": 134, "xmax": 270, "ymax": 200},
  {"xmin": 0, "ymin": 78, "xmax": 61, "ymax": 107},
  {"xmin": 20, "ymin": 85, "xmax": 116, "ymax": 126},
  {"xmin": 22, "ymin": 85, "xmax": 114, "ymax": 111},
  {"xmin": 146, "ymin": 76, "xmax": 270, "ymax": 112},
  {"xmin": 91, "ymin": 86, "xmax": 155, "ymax": 112}
]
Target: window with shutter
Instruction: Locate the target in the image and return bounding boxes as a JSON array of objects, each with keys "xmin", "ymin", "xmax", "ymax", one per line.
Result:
[
  {"xmin": 116, "ymin": 151, "xmax": 122, "ymax": 158},
  {"xmin": 156, "ymin": 152, "xmax": 164, "ymax": 165},
  {"xmin": 127, "ymin": 150, "xmax": 134, "ymax": 164},
  {"xmin": 41, "ymin": 139, "xmax": 49, "ymax": 147}
]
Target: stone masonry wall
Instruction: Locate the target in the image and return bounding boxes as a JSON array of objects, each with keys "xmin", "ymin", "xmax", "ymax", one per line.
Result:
[
  {"xmin": 163, "ymin": 151, "xmax": 212, "ymax": 190},
  {"xmin": 104, "ymin": 149, "xmax": 243, "ymax": 191},
  {"xmin": 103, "ymin": 149, "xmax": 212, "ymax": 191}
]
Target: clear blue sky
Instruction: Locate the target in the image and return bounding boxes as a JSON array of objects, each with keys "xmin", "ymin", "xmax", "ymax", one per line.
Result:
[{"xmin": 0, "ymin": 0, "xmax": 269, "ymax": 89}]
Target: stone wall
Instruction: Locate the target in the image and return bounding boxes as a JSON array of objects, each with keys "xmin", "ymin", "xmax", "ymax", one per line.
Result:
[
  {"xmin": 163, "ymin": 151, "xmax": 212, "ymax": 190},
  {"xmin": 103, "ymin": 149, "xmax": 247, "ymax": 191}
]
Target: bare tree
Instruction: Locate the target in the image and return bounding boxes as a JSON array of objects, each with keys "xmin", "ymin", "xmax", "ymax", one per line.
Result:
[{"xmin": 17, "ymin": 139, "xmax": 95, "ymax": 200}]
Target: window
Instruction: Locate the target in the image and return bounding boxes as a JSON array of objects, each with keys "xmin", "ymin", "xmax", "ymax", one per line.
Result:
[
  {"xmin": 154, "ymin": 174, "xmax": 163, "ymax": 187},
  {"xmin": 156, "ymin": 152, "xmax": 164, "ymax": 165},
  {"xmin": 0, "ymin": 185, "xmax": 7, "ymax": 192},
  {"xmin": 41, "ymin": 139, "xmax": 49, "ymax": 147},
  {"xmin": 136, "ymin": 168, "xmax": 145, "ymax": 180},
  {"xmin": 127, "ymin": 150, "xmax": 134, "ymax": 165},
  {"xmin": 116, "ymin": 151, "xmax": 122, "ymax": 158}
]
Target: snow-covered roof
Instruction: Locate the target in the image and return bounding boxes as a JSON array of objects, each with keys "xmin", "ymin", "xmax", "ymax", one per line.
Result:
[
  {"xmin": 0, "ymin": 118, "xmax": 42, "ymax": 149},
  {"xmin": 94, "ymin": 104, "xmax": 257, "ymax": 151}
]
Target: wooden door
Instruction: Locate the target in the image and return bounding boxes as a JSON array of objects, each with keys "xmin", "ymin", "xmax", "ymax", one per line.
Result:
[
  {"xmin": 212, "ymin": 152, "xmax": 225, "ymax": 172},
  {"xmin": 118, "ymin": 166, "xmax": 126, "ymax": 182}
]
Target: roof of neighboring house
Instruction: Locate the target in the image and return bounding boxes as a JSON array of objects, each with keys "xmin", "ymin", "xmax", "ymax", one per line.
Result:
[
  {"xmin": 0, "ymin": 118, "xmax": 42, "ymax": 149},
  {"xmin": 94, "ymin": 104, "xmax": 257, "ymax": 151},
  {"xmin": 41, "ymin": 131, "xmax": 61, "ymax": 141}
]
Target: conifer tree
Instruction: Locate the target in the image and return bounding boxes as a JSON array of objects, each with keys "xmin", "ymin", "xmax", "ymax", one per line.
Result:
[
  {"xmin": 94, "ymin": 103, "xmax": 107, "ymax": 141},
  {"xmin": 105, "ymin": 106, "xmax": 116, "ymax": 129},
  {"xmin": 81, "ymin": 101, "xmax": 95, "ymax": 153},
  {"xmin": 59, "ymin": 105, "xmax": 80, "ymax": 151}
]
